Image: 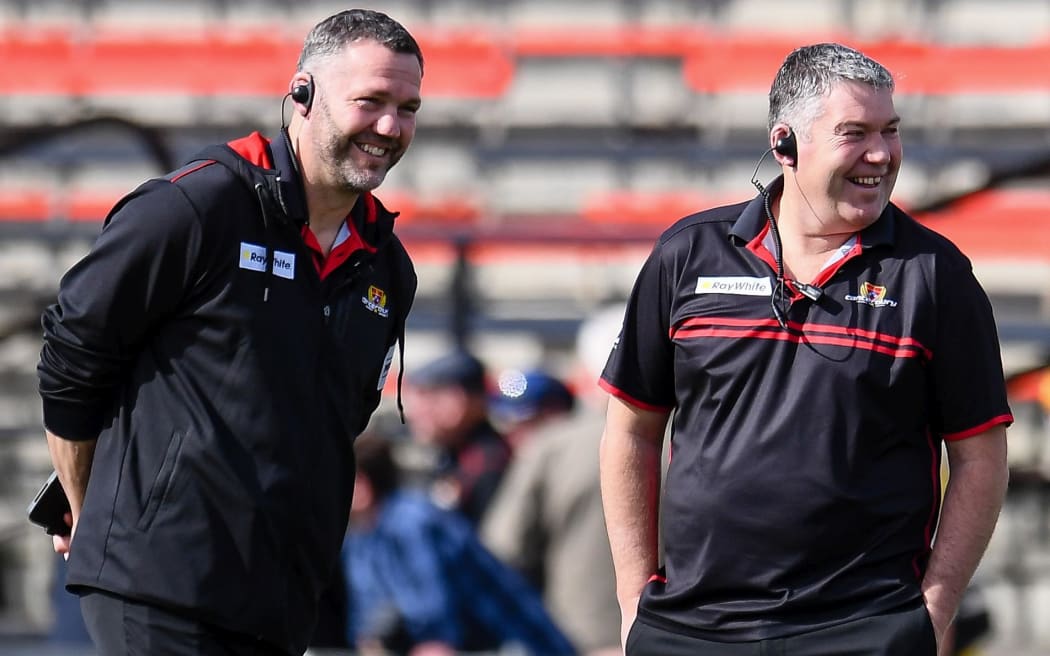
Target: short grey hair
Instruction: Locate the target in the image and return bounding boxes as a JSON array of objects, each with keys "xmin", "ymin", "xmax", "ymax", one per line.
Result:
[
  {"xmin": 768, "ymin": 43, "xmax": 893, "ymax": 136},
  {"xmin": 297, "ymin": 9, "xmax": 424, "ymax": 75}
]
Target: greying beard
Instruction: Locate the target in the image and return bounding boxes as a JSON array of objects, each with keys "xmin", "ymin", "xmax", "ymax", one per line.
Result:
[{"xmin": 339, "ymin": 167, "xmax": 387, "ymax": 194}]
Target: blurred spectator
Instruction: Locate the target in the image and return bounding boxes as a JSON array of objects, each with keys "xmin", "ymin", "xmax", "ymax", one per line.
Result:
[
  {"xmin": 481, "ymin": 305, "xmax": 626, "ymax": 655},
  {"xmin": 490, "ymin": 368, "xmax": 576, "ymax": 450},
  {"xmin": 404, "ymin": 349, "xmax": 511, "ymax": 524},
  {"xmin": 342, "ymin": 432, "xmax": 576, "ymax": 655}
]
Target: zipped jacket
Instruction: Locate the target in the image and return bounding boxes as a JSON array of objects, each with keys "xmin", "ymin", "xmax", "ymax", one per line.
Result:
[{"xmin": 38, "ymin": 132, "xmax": 417, "ymax": 654}]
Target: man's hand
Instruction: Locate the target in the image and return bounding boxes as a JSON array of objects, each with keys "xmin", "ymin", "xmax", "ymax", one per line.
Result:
[
  {"xmin": 923, "ymin": 589, "xmax": 955, "ymax": 656},
  {"xmin": 52, "ymin": 511, "xmax": 75, "ymax": 559},
  {"xmin": 619, "ymin": 594, "xmax": 640, "ymax": 654}
]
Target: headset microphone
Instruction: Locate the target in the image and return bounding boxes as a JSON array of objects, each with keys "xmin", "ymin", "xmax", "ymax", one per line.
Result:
[
  {"xmin": 282, "ymin": 73, "xmax": 315, "ymax": 131},
  {"xmin": 774, "ymin": 130, "xmax": 797, "ymax": 160},
  {"xmin": 753, "ymin": 129, "xmax": 798, "ymax": 194},
  {"xmin": 290, "ymin": 74, "xmax": 315, "ymax": 112},
  {"xmin": 749, "ymin": 130, "xmax": 822, "ymax": 329}
]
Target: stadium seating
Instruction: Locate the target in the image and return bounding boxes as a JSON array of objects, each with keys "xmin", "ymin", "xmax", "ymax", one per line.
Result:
[{"xmin": 0, "ymin": 1, "xmax": 1046, "ymax": 257}]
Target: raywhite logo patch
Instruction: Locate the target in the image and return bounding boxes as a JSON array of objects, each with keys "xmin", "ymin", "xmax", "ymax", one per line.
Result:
[
  {"xmin": 377, "ymin": 345, "xmax": 396, "ymax": 390},
  {"xmin": 239, "ymin": 242, "xmax": 267, "ymax": 272},
  {"xmin": 272, "ymin": 251, "xmax": 295, "ymax": 280},
  {"xmin": 696, "ymin": 276, "xmax": 772, "ymax": 296}
]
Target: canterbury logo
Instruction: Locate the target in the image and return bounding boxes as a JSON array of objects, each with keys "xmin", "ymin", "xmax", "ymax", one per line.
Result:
[
  {"xmin": 362, "ymin": 285, "xmax": 390, "ymax": 318},
  {"xmin": 845, "ymin": 282, "xmax": 898, "ymax": 308}
]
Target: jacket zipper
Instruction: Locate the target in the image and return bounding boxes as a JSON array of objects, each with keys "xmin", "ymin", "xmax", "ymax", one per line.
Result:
[{"xmin": 322, "ymin": 252, "xmax": 374, "ymax": 325}]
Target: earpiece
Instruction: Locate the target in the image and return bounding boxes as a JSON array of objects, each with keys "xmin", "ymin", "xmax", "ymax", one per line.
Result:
[
  {"xmin": 774, "ymin": 130, "xmax": 797, "ymax": 165},
  {"xmin": 290, "ymin": 75, "xmax": 315, "ymax": 112}
]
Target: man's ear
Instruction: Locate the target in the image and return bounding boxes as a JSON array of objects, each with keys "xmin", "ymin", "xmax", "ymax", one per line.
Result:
[
  {"xmin": 289, "ymin": 73, "xmax": 315, "ymax": 114},
  {"xmin": 772, "ymin": 127, "xmax": 797, "ymax": 167}
]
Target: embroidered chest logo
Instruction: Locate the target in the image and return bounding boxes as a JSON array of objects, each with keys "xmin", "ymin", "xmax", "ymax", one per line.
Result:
[
  {"xmin": 845, "ymin": 282, "xmax": 898, "ymax": 308},
  {"xmin": 362, "ymin": 285, "xmax": 390, "ymax": 318}
]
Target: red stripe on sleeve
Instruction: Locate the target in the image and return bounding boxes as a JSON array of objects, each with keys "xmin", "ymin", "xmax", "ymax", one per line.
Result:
[
  {"xmin": 598, "ymin": 378, "xmax": 674, "ymax": 413},
  {"xmin": 942, "ymin": 414, "xmax": 1013, "ymax": 442}
]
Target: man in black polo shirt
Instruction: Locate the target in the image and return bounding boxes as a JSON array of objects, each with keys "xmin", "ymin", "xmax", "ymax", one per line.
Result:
[{"xmin": 599, "ymin": 43, "xmax": 1011, "ymax": 656}]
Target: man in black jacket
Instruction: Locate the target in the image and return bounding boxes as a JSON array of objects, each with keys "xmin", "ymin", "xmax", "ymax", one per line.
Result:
[{"xmin": 37, "ymin": 9, "xmax": 421, "ymax": 655}]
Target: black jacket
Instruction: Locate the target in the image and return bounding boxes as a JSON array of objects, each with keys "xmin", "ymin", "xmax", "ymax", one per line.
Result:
[{"xmin": 38, "ymin": 132, "xmax": 416, "ymax": 654}]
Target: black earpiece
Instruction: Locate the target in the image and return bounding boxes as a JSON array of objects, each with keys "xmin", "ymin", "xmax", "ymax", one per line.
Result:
[
  {"xmin": 774, "ymin": 130, "xmax": 797, "ymax": 164},
  {"xmin": 290, "ymin": 75, "xmax": 315, "ymax": 112}
]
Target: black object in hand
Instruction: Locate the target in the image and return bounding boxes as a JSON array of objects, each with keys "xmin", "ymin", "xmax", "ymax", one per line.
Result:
[{"xmin": 27, "ymin": 471, "xmax": 72, "ymax": 536}]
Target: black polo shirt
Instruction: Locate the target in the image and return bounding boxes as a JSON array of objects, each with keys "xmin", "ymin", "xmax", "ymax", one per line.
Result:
[{"xmin": 600, "ymin": 178, "xmax": 1013, "ymax": 640}]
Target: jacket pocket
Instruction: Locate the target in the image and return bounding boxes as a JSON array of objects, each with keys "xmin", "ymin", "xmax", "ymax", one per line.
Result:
[{"xmin": 136, "ymin": 429, "xmax": 187, "ymax": 531}]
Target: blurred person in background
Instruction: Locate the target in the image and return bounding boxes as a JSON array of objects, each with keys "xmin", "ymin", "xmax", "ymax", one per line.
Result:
[
  {"xmin": 489, "ymin": 367, "xmax": 576, "ymax": 451},
  {"xmin": 404, "ymin": 349, "xmax": 511, "ymax": 524},
  {"xmin": 482, "ymin": 305, "xmax": 626, "ymax": 656},
  {"xmin": 343, "ymin": 431, "xmax": 576, "ymax": 656},
  {"xmin": 35, "ymin": 9, "xmax": 420, "ymax": 655},
  {"xmin": 600, "ymin": 43, "xmax": 1011, "ymax": 656}
]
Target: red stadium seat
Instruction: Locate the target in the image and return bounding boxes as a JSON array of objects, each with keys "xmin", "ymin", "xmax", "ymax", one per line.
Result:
[
  {"xmin": 2, "ymin": 26, "xmax": 1046, "ymax": 101},
  {"xmin": 81, "ymin": 31, "xmax": 215, "ymax": 95},
  {"xmin": 415, "ymin": 30, "xmax": 515, "ymax": 98},
  {"xmin": 582, "ymin": 190, "xmax": 735, "ymax": 224},
  {"xmin": 930, "ymin": 43, "xmax": 1050, "ymax": 93},
  {"xmin": 1, "ymin": 28, "xmax": 79, "ymax": 95},
  {"xmin": 681, "ymin": 34, "xmax": 1050, "ymax": 95},
  {"xmin": 916, "ymin": 189, "xmax": 1050, "ymax": 260},
  {"xmin": 381, "ymin": 192, "xmax": 482, "ymax": 225},
  {"xmin": 0, "ymin": 189, "xmax": 51, "ymax": 222},
  {"xmin": 65, "ymin": 189, "xmax": 125, "ymax": 223},
  {"xmin": 681, "ymin": 35, "xmax": 837, "ymax": 93}
]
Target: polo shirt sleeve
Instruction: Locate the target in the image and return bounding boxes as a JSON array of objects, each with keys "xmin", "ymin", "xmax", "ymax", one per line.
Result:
[
  {"xmin": 599, "ymin": 243, "xmax": 676, "ymax": 411},
  {"xmin": 928, "ymin": 259, "xmax": 1013, "ymax": 440}
]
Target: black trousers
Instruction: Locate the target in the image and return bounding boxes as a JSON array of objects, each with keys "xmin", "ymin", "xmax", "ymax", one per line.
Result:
[
  {"xmin": 625, "ymin": 602, "xmax": 937, "ymax": 656},
  {"xmin": 79, "ymin": 589, "xmax": 290, "ymax": 656}
]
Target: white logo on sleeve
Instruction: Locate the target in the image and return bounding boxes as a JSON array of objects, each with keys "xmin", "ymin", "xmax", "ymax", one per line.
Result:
[
  {"xmin": 239, "ymin": 242, "xmax": 267, "ymax": 272},
  {"xmin": 696, "ymin": 276, "xmax": 772, "ymax": 296},
  {"xmin": 272, "ymin": 251, "xmax": 295, "ymax": 280},
  {"xmin": 377, "ymin": 345, "xmax": 396, "ymax": 390}
]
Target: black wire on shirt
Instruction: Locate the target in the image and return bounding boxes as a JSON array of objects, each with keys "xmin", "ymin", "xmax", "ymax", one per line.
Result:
[
  {"xmin": 762, "ymin": 190, "xmax": 791, "ymax": 330},
  {"xmin": 752, "ymin": 166, "xmax": 823, "ymax": 331},
  {"xmin": 751, "ymin": 154, "xmax": 792, "ymax": 331}
]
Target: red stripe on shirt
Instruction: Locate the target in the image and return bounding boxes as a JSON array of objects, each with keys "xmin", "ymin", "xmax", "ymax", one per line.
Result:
[
  {"xmin": 170, "ymin": 161, "xmax": 215, "ymax": 183},
  {"xmin": 672, "ymin": 321, "xmax": 929, "ymax": 360},
  {"xmin": 942, "ymin": 414, "xmax": 1013, "ymax": 442},
  {"xmin": 674, "ymin": 316, "xmax": 930, "ymax": 356},
  {"xmin": 598, "ymin": 378, "xmax": 674, "ymax": 413},
  {"xmin": 914, "ymin": 426, "xmax": 940, "ymax": 580}
]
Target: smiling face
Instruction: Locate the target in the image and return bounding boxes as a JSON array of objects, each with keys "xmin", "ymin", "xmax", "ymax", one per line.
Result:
[
  {"xmin": 300, "ymin": 39, "xmax": 422, "ymax": 196},
  {"xmin": 789, "ymin": 81, "xmax": 902, "ymax": 231}
]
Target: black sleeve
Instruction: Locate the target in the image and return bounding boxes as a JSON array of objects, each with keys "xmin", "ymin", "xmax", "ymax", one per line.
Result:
[
  {"xmin": 38, "ymin": 180, "xmax": 204, "ymax": 440},
  {"xmin": 928, "ymin": 255, "xmax": 1013, "ymax": 439},
  {"xmin": 600, "ymin": 242, "xmax": 676, "ymax": 411}
]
